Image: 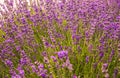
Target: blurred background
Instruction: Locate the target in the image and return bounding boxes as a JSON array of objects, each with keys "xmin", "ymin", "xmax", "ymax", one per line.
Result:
[{"xmin": 0, "ymin": 0, "xmax": 4, "ymax": 4}]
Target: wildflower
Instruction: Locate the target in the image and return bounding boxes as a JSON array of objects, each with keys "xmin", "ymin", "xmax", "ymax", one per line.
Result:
[
  {"xmin": 99, "ymin": 51, "xmax": 104, "ymax": 60},
  {"xmin": 51, "ymin": 56, "xmax": 57, "ymax": 62},
  {"xmin": 102, "ymin": 63, "xmax": 108, "ymax": 73},
  {"xmin": 85, "ymin": 56, "xmax": 89, "ymax": 63},
  {"xmin": 21, "ymin": 17, "xmax": 26, "ymax": 24},
  {"xmin": 5, "ymin": 59, "xmax": 13, "ymax": 68},
  {"xmin": 57, "ymin": 50, "xmax": 68, "ymax": 59},
  {"xmin": 17, "ymin": 66, "xmax": 25, "ymax": 77},
  {"xmin": 62, "ymin": 58, "xmax": 73, "ymax": 71},
  {"xmin": 113, "ymin": 69, "xmax": 118, "ymax": 78},
  {"xmin": 73, "ymin": 74, "xmax": 77, "ymax": 78},
  {"xmin": 44, "ymin": 57, "xmax": 49, "ymax": 64}
]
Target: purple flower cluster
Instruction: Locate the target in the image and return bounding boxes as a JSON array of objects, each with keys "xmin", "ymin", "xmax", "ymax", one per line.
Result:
[
  {"xmin": 57, "ymin": 50, "xmax": 68, "ymax": 59},
  {"xmin": 0, "ymin": 0, "xmax": 120, "ymax": 78}
]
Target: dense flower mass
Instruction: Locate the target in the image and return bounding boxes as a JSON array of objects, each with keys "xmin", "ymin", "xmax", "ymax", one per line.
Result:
[
  {"xmin": 0, "ymin": 0, "xmax": 120, "ymax": 78},
  {"xmin": 57, "ymin": 50, "xmax": 68, "ymax": 58}
]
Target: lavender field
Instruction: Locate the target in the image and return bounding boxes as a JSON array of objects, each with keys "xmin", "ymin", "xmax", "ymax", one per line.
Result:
[{"xmin": 0, "ymin": 0, "xmax": 120, "ymax": 78}]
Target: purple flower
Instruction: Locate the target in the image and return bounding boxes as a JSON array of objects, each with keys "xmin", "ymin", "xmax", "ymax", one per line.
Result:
[
  {"xmin": 72, "ymin": 34, "xmax": 81, "ymax": 41},
  {"xmin": 12, "ymin": 74, "xmax": 21, "ymax": 78},
  {"xmin": 111, "ymin": 50, "xmax": 115, "ymax": 56},
  {"xmin": 19, "ymin": 56, "xmax": 30, "ymax": 65},
  {"xmin": 30, "ymin": 63, "xmax": 38, "ymax": 73},
  {"xmin": 113, "ymin": 69, "xmax": 118, "ymax": 78},
  {"xmin": 5, "ymin": 59, "xmax": 13, "ymax": 68},
  {"xmin": 42, "ymin": 51, "xmax": 47, "ymax": 57},
  {"xmin": 103, "ymin": 63, "xmax": 108, "ymax": 69},
  {"xmin": 51, "ymin": 56, "xmax": 57, "ymax": 62},
  {"xmin": 21, "ymin": 17, "xmax": 26, "ymax": 24},
  {"xmin": 102, "ymin": 63, "xmax": 108, "ymax": 73},
  {"xmin": 16, "ymin": 46, "xmax": 21, "ymax": 51},
  {"xmin": 17, "ymin": 65, "xmax": 25, "ymax": 76},
  {"xmin": 99, "ymin": 52, "xmax": 104, "ymax": 60},
  {"xmin": 73, "ymin": 74, "xmax": 77, "ymax": 78},
  {"xmin": 19, "ymin": 69, "xmax": 24, "ymax": 76},
  {"xmin": 5, "ymin": 38, "xmax": 14, "ymax": 43},
  {"xmin": 43, "ymin": 57, "xmax": 49, "ymax": 64},
  {"xmin": 38, "ymin": 64, "xmax": 44, "ymax": 69},
  {"xmin": 57, "ymin": 50, "xmax": 68, "ymax": 59},
  {"xmin": 41, "ymin": 73, "xmax": 46, "ymax": 78},
  {"xmin": 24, "ymin": 10, "xmax": 31, "ymax": 18},
  {"xmin": 86, "ymin": 56, "xmax": 89, "ymax": 63}
]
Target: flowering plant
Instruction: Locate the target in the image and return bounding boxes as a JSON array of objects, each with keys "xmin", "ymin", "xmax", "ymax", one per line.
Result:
[{"xmin": 0, "ymin": 0, "xmax": 120, "ymax": 78}]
